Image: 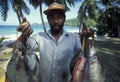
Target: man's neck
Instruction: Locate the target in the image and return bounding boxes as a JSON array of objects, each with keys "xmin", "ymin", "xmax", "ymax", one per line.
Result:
[{"xmin": 51, "ymin": 29, "xmax": 63, "ymax": 42}]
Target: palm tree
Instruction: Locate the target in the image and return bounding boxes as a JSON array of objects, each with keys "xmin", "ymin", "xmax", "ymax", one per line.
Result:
[
  {"xmin": 12, "ymin": 0, "xmax": 30, "ymax": 38},
  {"xmin": 98, "ymin": 0, "xmax": 120, "ymax": 37},
  {"xmin": 78, "ymin": 0, "xmax": 120, "ymax": 37},
  {"xmin": 77, "ymin": 0, "xmax": 100, "ymax": 26},
  {"xmin": 0, "ymin": 0, "xmax": 30, "ymax": 22},
  {"xmin": 0, "ymin": 0, "xmax": 9, "ymax": 21},
  {"xmin": 12, "ymin": 0, "xmax": 30, "ymax": 23},
  {"xmin": 0, "ymin": 0, "xmax": 80, "ymax": 33},
  {"xmin": 76, "ymin": 0, "xmax": 101, "ymax": 34},
  {"xmin": 0, "ymin": 0, "xmax": 30, "ymax": 38},
  {"xmin": 29, "ymin": 0, "xmax": 46, "ymax": 32}
]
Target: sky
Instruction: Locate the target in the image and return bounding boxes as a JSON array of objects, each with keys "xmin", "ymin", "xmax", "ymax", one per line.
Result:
[{"xmin": 0, "ymin": 2, "xmax": 81, "ymax": 25}]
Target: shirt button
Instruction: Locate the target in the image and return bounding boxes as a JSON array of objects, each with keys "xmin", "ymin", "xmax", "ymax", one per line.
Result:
[
  {"xmin": 53, "ymin": 65, "xmax": 55, "ymax": 68},
  {"xmin": 52, "ymin": 73, "xmax": 55, "ymax": 77},
  {"xmin": 54, "ymin": 57, "xmax": 56, "ymax": 59}
]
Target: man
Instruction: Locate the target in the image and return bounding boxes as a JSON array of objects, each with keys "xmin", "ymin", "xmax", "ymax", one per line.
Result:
[{"xmin": 16, "ymin": 2, "xmax": 82, "ymax": 82}]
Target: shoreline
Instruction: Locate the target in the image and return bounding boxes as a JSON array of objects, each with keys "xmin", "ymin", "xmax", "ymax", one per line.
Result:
[
  {"xmin": 0, "ymin": 30, "xmax": 79, "ymax": 48},
  {"xmin": 0, "ymin": 30, "xmax": 79, "ymax": 41},
  {"xmin": 0, "ymin": 34, "xmax": 17, "ymax": 49},
  {"xmin": 0, "ymin": 31, "xmax": 111, "ymax": 49}
]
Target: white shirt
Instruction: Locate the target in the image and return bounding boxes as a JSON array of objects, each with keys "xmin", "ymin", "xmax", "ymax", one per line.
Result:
[{"xmin": 28, "ymin": 29, "xmax": 82, "ymax": 82}]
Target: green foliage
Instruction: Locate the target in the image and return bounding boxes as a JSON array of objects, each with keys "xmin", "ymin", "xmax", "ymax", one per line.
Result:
[
  {"xmin": 3, "ymin": 50, "xmax": 11, "ymax": 56},
  {"xmin": 77, "ymin": 0, "xmax": 120, "ymax": 37},
  {"xmin": 77, "ymin": 0, "xmax": 100, "ymax": 25},
  {"xmin": 0, "ymin": 0, "xmax": 30, "ymax": 21},
  {"xmin": 64, "ymin": 18, "xmax": 97, "ymax": 28},
  {"xmin": 0, "ymin": 0, "xmax": 9, "ymax": 21},
  {"xmin": 64, "ymin": 18, "xmax": 79, "ymax": 26},
  {"xmin": 0, "ymin": 37, "xmax": 6, "ymax": 44},
  {"xmin": 86, "ymin": 19, "xmax": 96, "ymax": 27},
  {"xmin": 97, "ymin": 6, "xmax": 120, "ymax": 37}
]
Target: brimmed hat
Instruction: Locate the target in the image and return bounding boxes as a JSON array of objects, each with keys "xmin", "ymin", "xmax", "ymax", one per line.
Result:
[{"xmin": 44, "ymin": 2, "xmax": 65, "ymax": 15}]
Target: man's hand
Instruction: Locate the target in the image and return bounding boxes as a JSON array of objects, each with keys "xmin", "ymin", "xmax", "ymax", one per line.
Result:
[
  {"xmin": 16, "ymin": 18, "xmax": 33, "ymax": 45},
  {"xmin": 17, "ymin": 18, "xmax": 33, "ymax": 37}
]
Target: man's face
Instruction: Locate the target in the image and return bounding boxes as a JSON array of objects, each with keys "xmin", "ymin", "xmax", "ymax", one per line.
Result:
[{"xmin": 47, "ymin": 10, "xmax": 65, "ymax": 33}]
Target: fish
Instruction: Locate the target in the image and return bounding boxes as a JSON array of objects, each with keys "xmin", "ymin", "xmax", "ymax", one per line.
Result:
[
  {"xmin": 70, "ymin": 51, "xmax": 86, "ymax": 82},
  {"xmin": 71, "ymin": 47, "xmax": 105, "ymax": 82},
  {"xmin": 84, "ymin": 54, "xmax": 105, "ymax": 82},
  {"xmin": 86, "ymin": 47, "xmax": 105, "ymax": 82},
  {"xmin": 24, "ymin": 41, "xmax": 40, "ymax": 82},
  {"xmin": 5, "ymin": 41, "xmax": 40, "ymax": 82}
]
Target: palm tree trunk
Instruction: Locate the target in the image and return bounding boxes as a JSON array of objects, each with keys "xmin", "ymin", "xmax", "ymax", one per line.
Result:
[
  {"xmin": 15, "ymin": 9, "xmax": 22, "ymax": 24},
  {"xmin": 40, "ymin": 1, "xmax": 46, "ymax": 32},
  {"xmin": 15, "ymin": 9, "xmax": 22, "ymax": 38},
  {"xmin": 118, "ymin": 26, "xmax": 120, "ymax": 37}
]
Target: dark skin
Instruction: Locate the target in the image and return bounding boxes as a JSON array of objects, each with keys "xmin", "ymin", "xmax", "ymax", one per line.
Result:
[{"xmin": 47, "ymin": 10, "xmax": 66, "ymax": 42}]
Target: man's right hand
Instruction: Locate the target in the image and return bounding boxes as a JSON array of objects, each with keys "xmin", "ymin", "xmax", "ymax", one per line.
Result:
[
  {"xmin": 16, "ymin": 18, "xmax": 33, "ymax": 45},
  {"xmin": 17, "ymin": 19, "xmax": 33, "ymax": 37}
]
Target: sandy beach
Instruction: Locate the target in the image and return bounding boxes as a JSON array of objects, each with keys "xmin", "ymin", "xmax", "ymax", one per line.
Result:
[{"xmin": 0, "ymin": 34, "xmax": 17, "ymax": 49}]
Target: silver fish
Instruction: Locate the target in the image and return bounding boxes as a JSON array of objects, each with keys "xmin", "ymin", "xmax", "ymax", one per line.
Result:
[
  {"xmin": 84, "ymin": 55, "xmax": 105, "ymax": 82},
  {"xmin": 24, "ymin": 42, "xmax": 40, "ymax": 82},
  {"xmin": 6, "ymin": 41, "xmax": 40, "ymax": 82},
  {"xmin": 84, "ymin": 47, "xmax": 105, "ymax": 82},
  {"xmin": 71, "ymin": 47, "xmax": 105, "ymax": 82}
]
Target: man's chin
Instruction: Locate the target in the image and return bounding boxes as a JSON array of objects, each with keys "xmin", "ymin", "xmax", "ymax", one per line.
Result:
[
  {"xmin": 51, "ymin": 29, "xmax": 62, "ymax": 34},
  {"xmin": 54, "ymin": 29, "xmax": 60, "ymax": 32}
]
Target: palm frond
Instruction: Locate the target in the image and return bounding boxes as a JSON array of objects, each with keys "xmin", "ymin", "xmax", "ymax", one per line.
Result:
[
  {"xmin": 10, "ymin": 0, "xmax": 30, "ymax": 17},
  {"xmin": 66, "ymin": 0, "xmax": 74, "ymax": 6},
  {"xmin": 78, "ymin": 0, "xmax": 100, "ymax": 25},
  {"xmin": 29, "ymin": 0, "xmax": 40, "ymax": 9},
  {"xmin": 21, "ymin": 0, "xmax": 30, "ymax": 15},
  {"xmin": 0, "ymin": 0, "xmax": 9, "ymax": 21},
  {"xmin": 43, "ymin": 0, "xmax": 55, "ymax": 6}
]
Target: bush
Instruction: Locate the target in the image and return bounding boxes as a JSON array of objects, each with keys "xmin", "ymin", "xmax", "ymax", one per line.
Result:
[{"xmin": 0, "ymin": 37, "xmax": 6, "ymax": 44}]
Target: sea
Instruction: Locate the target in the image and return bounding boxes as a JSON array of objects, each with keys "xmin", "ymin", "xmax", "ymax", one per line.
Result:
[
  {"xmin": 0, "ymin": 25, "xmax": 80, "ymax": 46},
  {"xmin": 0, "ymin": 25, "xmax": 80, "ymax": 37}
]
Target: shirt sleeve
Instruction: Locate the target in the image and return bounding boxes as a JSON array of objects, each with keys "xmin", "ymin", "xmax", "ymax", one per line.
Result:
[{"xmin": 28, "ymin": 34, "xmax": 39, "ymax": 51}]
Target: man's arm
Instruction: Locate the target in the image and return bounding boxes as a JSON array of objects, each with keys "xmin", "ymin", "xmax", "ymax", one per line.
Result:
[{"xmin": 13, "ymin": 18, "xmax": 33, "ymax": 50}]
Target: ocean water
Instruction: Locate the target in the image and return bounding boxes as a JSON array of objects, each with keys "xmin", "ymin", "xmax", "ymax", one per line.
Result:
[
  {"xmin": 0, "ymin": 25, "xmax": 80, "ymax": 47},
  {"xmin": 0, "ymin": 25, "xmax": 80, "ymax": 37}
]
